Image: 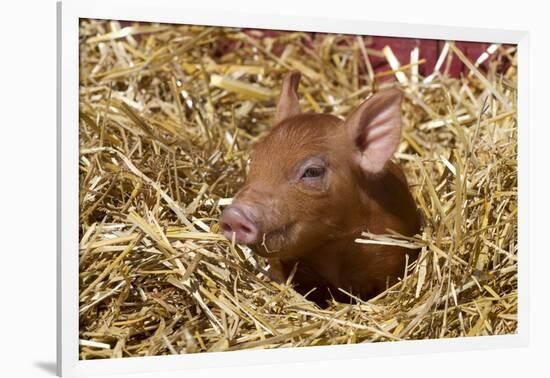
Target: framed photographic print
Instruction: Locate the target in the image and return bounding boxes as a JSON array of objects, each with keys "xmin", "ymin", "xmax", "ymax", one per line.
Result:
[{"xmin": 57, "ymin": 0, "xmax": 529, "ymax": 376}]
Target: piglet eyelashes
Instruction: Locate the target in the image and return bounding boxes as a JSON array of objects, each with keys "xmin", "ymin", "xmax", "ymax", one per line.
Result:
[{"xmin": 302, "ymin": 166, "xmax": 326, "ymax": 178}]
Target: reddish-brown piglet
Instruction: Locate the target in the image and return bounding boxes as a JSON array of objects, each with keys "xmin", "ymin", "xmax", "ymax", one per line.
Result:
[{"xmin": 219, "ymin": 72, "xmax": 421, "ymax": 306}]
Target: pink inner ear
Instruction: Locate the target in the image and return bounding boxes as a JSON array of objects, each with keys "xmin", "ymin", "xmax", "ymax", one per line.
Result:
[{"xmin": 345, "ymin": 89, "xmax": 402, "ymax": 173}]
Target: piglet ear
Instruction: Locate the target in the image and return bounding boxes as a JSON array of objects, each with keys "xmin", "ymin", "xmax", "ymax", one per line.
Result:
[
  {"xmin": 344, "ymin": 88, "xmax": 403, "ymax": 173},
  {"xmin": 275, "ymin": 71, "xmax": 301, "ymax": 124}
]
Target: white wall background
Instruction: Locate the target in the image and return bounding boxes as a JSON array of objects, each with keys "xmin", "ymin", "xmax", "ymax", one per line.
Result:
[{"xmin": 0, "ymin": 0, "xmax": 546, "ymax": 377}]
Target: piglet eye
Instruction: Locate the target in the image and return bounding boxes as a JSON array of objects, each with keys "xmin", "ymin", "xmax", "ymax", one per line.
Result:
[{"xmin": 302, "ymin": 167, "xmax": 325, "ymax": 178}]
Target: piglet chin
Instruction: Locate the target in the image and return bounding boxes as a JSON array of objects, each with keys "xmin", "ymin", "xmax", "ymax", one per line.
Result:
[{"xmin": 249, "ymin": 242, "xmax": 282, "ymax": 258}]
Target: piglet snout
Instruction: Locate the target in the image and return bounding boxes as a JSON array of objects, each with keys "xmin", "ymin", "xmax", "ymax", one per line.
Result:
[{"xmin": 219, "ymin": 203, "xmax": 259, "ymax": 245}]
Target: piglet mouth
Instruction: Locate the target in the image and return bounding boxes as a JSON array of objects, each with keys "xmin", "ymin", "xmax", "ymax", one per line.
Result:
[{"xmin": 250, "ymin": 222, "xmax": 296, "ymax": 258}]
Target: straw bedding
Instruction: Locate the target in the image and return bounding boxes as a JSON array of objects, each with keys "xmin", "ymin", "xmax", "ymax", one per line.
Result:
[{"xmin": 78, "ymin": 19, "xmax": 518, "ymax": 358}]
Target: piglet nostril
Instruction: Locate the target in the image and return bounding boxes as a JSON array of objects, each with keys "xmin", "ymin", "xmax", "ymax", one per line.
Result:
[
  {"xmin": 219, "ymin": 205, "xmax": 259, "ymax": 245},
  {"xmin": 220, "ymin": 222, "xmax": 231, "ymax": 233}
]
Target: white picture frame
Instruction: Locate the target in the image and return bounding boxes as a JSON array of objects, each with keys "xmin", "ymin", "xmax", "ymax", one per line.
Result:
[{"xmin": 57, "ymin": 0, "xmax": 530, "ymax": 376}]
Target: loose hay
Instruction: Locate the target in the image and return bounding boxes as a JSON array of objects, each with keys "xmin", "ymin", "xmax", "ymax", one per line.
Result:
[{"xmin": 78, "ymin": 19, "xmax": 518, "ymax": 358}]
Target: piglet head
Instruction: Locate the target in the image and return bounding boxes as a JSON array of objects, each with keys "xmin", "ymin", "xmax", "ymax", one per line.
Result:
[{"xmin": 219, "ymin": 72, "xmax": 403, "ymax": 260}]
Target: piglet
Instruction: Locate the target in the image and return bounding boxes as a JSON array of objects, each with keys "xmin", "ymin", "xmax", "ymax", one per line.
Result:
[{"xmin": 219, "ymin": 72, "xmax": 421, "ymax": 306}]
